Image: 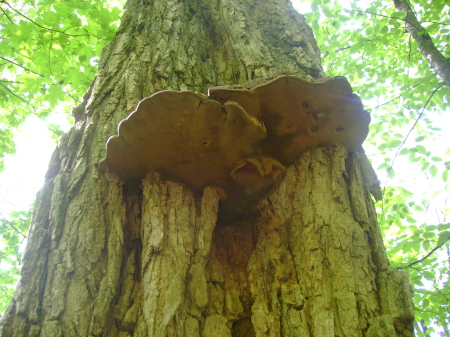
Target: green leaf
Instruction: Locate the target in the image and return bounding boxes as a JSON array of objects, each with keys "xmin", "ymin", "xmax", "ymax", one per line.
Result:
[
  {"xmin": 390, "ymin": 11, "xmax": 406, "ymax": 19},
  {"xmin": 387, "ymin": 167, "xmax": 395, "ymax": 179},
  {"xmin": 415, "ymin": 136, "xmax": 425, "ymax": 142},
  {"xmin": 388, "ymin": 140, "xmax": 402, "ymax": 148},
  {"xmin": 47, "ymin": 85, "xmax": 65, "ymax": 107},
  {"xmin": 378, "ymin": 143, "xmax": 387, "ymax": 151},
  {"xmin": 415, "ymin": 145, "xmax": 426, "ymax": 154},
  {"xmin": 406, "ymin": 217, "xmax": 417, "ymax": 223},
  {"xmin": 429, "ymin": 165, "xmax": 437, "ymax": 177},
  {"xmin": 0, "ymin": 0, "xmax": 123, "ymax": 310},
  {"xmin": 377, "ymin": 162, "xmax": 389, "ymax": 170},
  {"xmin": 322, "ymin": 6, "xmax": 333, "ymax": 18},
  {"xmin": 437, "ymin": 232, "xmax": 450, "ymax": 246},
  {"xmin": 399, "ymin": 148, "xmax": 409, "ymax": 155}
]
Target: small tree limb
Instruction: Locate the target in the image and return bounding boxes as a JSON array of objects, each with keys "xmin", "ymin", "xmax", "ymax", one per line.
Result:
[
  {"xmin": 0, "ymin": 56, "xmax": 44, "ymax": 77},
  {"xmin": 393, "ymin": 0, "xmax": 450, "ymax": 86},
  {"xmin": 0, "ymin": 212, "xmax": 27, "ymax": 239},
  {"xmin": 399, "ymin": 232, "xmax": 450, "ymax": 269}
]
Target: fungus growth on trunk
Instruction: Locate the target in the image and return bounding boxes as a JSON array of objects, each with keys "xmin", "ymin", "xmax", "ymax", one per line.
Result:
[{"xmin": 99, "ymin": 75, "xmax": 370, "ymax": 211}]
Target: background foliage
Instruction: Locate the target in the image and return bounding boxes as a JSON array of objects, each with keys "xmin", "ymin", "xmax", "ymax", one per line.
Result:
[
  {"xmin": 0, "ymin": 0, "xmax": 121, "ymax": 166},
  {"xmin": 0, "ymin": 0, "xmax": 122, "ymax": 313},
  {"xmin": 0, "ymin": 0, "xmax": 449, "ymax": 335},
  {"xmin": 297, "ymin": 0, "xmax": 449, "ymax": 335}
]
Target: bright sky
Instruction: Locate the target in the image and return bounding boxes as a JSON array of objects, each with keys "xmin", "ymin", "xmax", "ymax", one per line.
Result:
[
  {"xmin": 0, "ymin": 117, "xmax": 50, "ymax": 213},
  {"xmin": 0, "ymin": 114, "xmax": 72, "ymax": 216}
]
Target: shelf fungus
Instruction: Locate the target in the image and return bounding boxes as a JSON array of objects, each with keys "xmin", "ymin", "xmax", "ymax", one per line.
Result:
[{"xmin": 99, "ymin": 75, "xmax": 370, "ymax": 211}]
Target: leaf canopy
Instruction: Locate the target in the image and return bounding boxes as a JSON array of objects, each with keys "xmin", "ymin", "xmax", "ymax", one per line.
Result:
[
  {"xmin": 0, "ymin": 0, "xmax": 122, "ymax": 170},
  {"xmin": 294, "ymin": 0, "xmax": 449, "ymax": 334}
]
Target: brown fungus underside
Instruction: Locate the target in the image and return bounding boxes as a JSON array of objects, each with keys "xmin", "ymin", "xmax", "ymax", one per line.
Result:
[{"xmin": 99, "ymin": 75, "xmax": 370, "ymax": 211}]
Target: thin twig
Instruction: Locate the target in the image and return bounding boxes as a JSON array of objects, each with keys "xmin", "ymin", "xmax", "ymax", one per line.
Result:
[
  {"xmin": 0, "ymin": 82, "xmax": 38, "ymax": 114},
  {"xmin": 0, "ymin": 6, "xmax": 14, "ymax": 24},
  {"xmin": 322, "ymin": 45, "xmax": 360, "ymax": 59},
  {"xmin": 383, "ymin": 85, "xmax": 442, "ymax": 187},
  {"xmin": 4, "ymin": 1, "xmax": 90, "ymax": 37},
  {"xmin": 369, "ymin": 81, "xmax": 424, "ymax": 110},
  {"xmin": 446, "ymin": 244, "xmax": 450, "ymax": 275},
  {"xmin": 407, "ymin": 265, "xmax": 450, "ymax": 312},
  {"xmin": 1, "ymin": 198, "xmax": 20, "ymax": 209},
  {"xmin": 399, "ymin": 231, "xmax": 450, "ymax": 269},
  {"xmin": 0, "ymin": 56, "xmax": 44, "ymax": 77},
  {"xmin": 407, "ymin": 33, "xmax": 412, "ymax": 61},
  {"xmin": 380, "ymin": 85, "xmax": 442, "ymax": 213},
  {"xmin": 48, "ymin": 34, "xmax": 53, "ymax": 76},
  {"xmin": 348, "ymin": 9, "xmax": 449, "ymax": 27},
  {"xmin": 0, "ymin": 212, "xmax": 27, "ymax": 239},
  {"xmin": 322, "ymin": 18, "xmax": 373, "ymax": 62},
  {"xmin": 3, "ymin": 1, "xmax": 111, "ymax": 41},
  {"xmin": 64, "ymin": 90, "xmax": 81, "ymax": 103},
  {"xmin": 0, "ymin": 79, "xmax": 23, "ymax": 84}
]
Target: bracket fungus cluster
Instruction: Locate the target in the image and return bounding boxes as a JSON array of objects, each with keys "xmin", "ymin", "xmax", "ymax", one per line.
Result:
[{"xmin": 99, "ymin": 75, "xmax": 370, "ymax": 211}]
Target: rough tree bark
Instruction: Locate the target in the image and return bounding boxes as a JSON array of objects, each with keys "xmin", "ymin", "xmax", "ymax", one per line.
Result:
[
  {"xmin": 393, "ymin": 0, "xmax": 450, "ymax": 87},
  {"xmin": 0, "ymin": 0, "xmax": 414, "ymax": 336}
]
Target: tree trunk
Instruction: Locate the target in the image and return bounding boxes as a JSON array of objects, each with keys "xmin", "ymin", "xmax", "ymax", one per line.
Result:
[{"xmin": 0, "ymin": 0, "xmax": 414, "ymax": 336}]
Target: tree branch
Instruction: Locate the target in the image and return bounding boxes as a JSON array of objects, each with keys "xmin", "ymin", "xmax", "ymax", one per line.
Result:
[
  {"xmin": 387, "ymin": 85, "xmax": 442, "ymax": 171},
  {"xmin": 368, "ymin": 80, "xmax": 424, "ymax": 110},
  {"xmin": 349, "ymin": 9, "xmax": 450, "ymax": 26},
  {"xmin": 0, "ymin": 56, "xmax": 44, "ymax": 77},
  {"xmin": 393, "ymin": 0, "xmax": 450, "ymax": 86},
  {"xmin": 63, "ymin": 90, "xmax": 81, "ymax": 103},
  {"xmin": 0, "ymin": 212, "xmax": 27, "ymax": 239},
  {"xmin": 0, "ymin": 79, "xmax": 23, "ymax": 84},
  {"xmin": 0, "ymin": 6, "xmax": 14, "ymax": 24},
  {"xmin": 408, "ymin": 266, "xmax": 450, "ymax": 304},
  {"xmin": 0, "ymin": 82, "xmax": 39, "ymax": 114},
  {"xmin": 3, "ymin": 1, "xmax": 111, "ymax": 41},
  {"xmin": 381, "ymin": 85, "xmax": 442, "ymax": 211},
  {"xmin": 399, "ymin": 231, "xmax": 450, "ymax": 269},
  {"xmin": 3, "ymin": 1, "xmax": 89, "ymax": 37}
]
